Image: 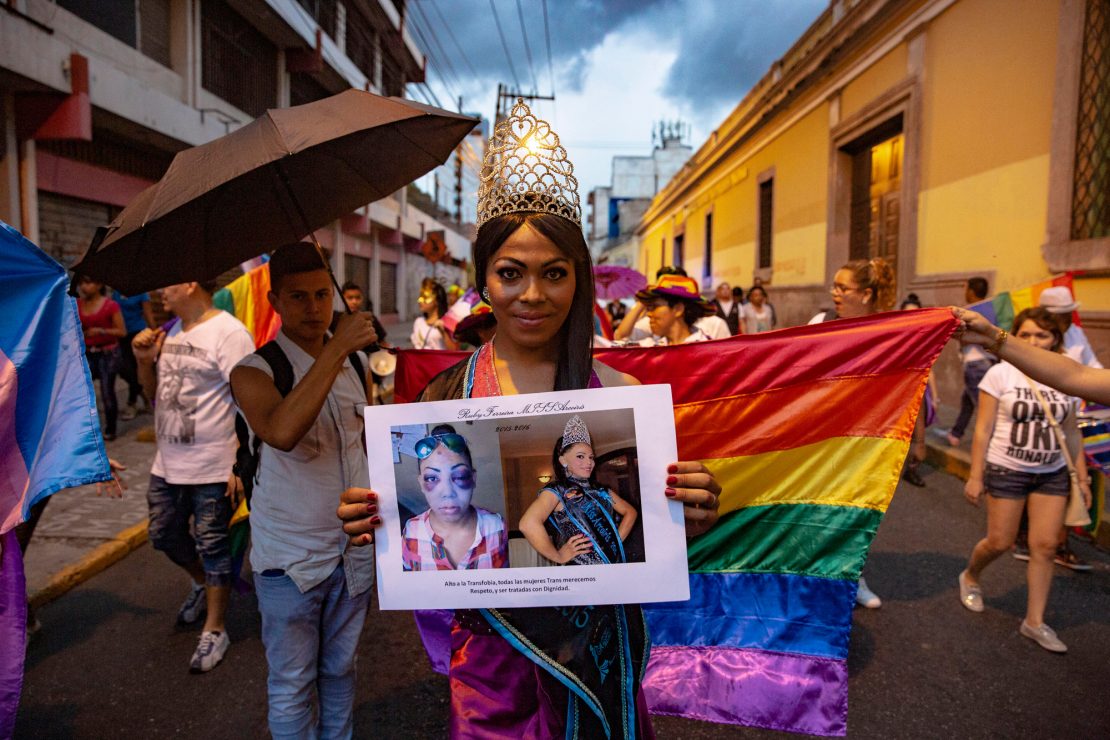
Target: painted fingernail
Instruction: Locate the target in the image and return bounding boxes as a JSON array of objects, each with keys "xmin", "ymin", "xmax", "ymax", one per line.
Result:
[
  {"xmin": 666, "ymin": 475, "xmax": 678, "ymax": 485},
  {"xmin": 361, "ymin": 534, "xmax": 373, "ymax": 545},
  {"xmin": 370, "ymin": 515, "xmax": 382, "ymax": 526},
  {"xmin": 665, "ymin": 488, "xmax": 677, "ymax": 497},
  {"xmin": 367, "ymin": 492, "xmax": 378, "ymax": 501},
  {"xmin": 668, "ymin": 464, "xmax": 678, "ymax": 474},
  {"xmin": 367, "ymin": 503, "xmax": 378, "ymax": 515}
]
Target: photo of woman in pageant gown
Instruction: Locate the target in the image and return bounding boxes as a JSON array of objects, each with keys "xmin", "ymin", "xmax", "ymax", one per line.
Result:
[
  {"xmin": 519, "ymin": 415, "xmax": 637, "ymax": 565},
  {"xmin": 402, "ymin": 424, "xmax": 508, "ymax": 571}
]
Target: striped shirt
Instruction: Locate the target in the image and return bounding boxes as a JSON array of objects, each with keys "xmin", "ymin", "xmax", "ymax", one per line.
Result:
[{"xmin": 402, "ymin": 507, "xmax": 509, "ymax": 571}]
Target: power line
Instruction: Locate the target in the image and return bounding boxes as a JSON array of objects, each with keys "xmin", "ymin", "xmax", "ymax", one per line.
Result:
[
  {"xmin": 429, "ymin": 0, "xmax": 480, "ymax": 80},
  {"xmin": 541, "ymin": 0, "xmax": 555, "ymax": 97},
  {"xmin": 489, "ymin": 0, "xmax": 521, "ymax": 90},
  {"xmin": 515, "ymin": 0, "xmax": 539, "ymax": 94},
  {"xmin": 407, "ymin": 6, "xmax": 464, "ymax": 105}
]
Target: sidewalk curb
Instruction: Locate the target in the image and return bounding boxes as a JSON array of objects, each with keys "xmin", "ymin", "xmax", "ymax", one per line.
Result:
[
  {"xmin": 926, "ymin": 436, "xmax": 1110, "ymax": 551},
  {"xmin": 28, "ymin": 520, "xmax": 149, "ymax": 610}
]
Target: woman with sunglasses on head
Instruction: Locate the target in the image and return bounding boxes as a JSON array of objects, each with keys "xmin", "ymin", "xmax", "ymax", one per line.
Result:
[
  {"xmin": 809, "ymin": 257, "xmax": 896, "ymax": 610},
  {"xmin": 403, "ymin": 424, "xmax": 508, "ymax": 571},
  {"xmin": 338, "ymin": 99, "xmax": 719, "ymax": 738},
  {"xmin": 956, "ymin": 308, "xmax": 1090, "ymax": 653},
  {"xmin": 519, "ymin": 416, "xmax": 636, "ymax": 566}
]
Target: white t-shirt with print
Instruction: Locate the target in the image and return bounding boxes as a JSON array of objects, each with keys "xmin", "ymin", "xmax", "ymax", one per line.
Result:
[
  {"xmin": 151, "ymin": 311, "xmax": 255, "ymax": 484},
  {"xmin": 979, "ymin": 361, "xmax": 1078, "ymax": 474}
]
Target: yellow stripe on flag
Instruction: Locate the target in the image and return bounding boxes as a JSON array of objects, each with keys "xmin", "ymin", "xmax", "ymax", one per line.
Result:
[{"xmin": 705, "ymin": 435, "xmax": 910, "ymax": 517}]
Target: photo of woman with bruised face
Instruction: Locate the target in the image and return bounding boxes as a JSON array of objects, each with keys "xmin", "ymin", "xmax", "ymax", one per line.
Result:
[{"xmin": 401, "ymin": 424, "xmax": 508, "ymax": 570}]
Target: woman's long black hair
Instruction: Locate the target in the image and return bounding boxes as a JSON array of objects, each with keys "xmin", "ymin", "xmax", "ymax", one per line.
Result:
[{"xmin": 473, "ymin": 212, "xmax": 595, "ymax": 391}]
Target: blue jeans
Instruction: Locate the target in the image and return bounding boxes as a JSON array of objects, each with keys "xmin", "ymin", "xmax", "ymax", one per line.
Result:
[
  {"xmin": 146, "ymin": 475, "xmax": 231, "ymax": 586},
  {"xmin": 951, "ymin": 359, "xmax": 996, "ymax": 438},
  {"xmin": 255, "ymin": 564, "xmax": 370, "ymax": 740}
]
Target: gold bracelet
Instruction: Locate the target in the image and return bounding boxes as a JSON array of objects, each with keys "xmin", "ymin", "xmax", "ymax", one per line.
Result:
[{"xmin": 986, "ymin": 328, "xmax": 1008, "ymax": 356}]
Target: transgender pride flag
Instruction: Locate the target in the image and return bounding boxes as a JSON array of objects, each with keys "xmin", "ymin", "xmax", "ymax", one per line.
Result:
[
  {"xmin": 1, "ymin": 221, "xmax": 111, "ymax": 735},
  {"xmin": 1, "ymin": 221, "xmax": 111, "ymax": 531}
]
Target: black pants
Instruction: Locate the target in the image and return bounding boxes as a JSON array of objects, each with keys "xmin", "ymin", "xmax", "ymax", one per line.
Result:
[{"xmin": 120, "ymin": 331, "xmax": 143, "ymax": 405}]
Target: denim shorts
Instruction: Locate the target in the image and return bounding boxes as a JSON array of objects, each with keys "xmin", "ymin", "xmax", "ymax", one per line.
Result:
[
  {"xmin": 985, "ymin": 463, "xmax": 1070, "ymax": 499},
  {"xmin": 147, "ymin": 475, "xmax": 232, "ymax": 586}
]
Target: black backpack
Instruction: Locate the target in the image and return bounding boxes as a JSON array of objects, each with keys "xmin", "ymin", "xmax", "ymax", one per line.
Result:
[{"xmin": 233, "ymin": 341, "xmax": 367, "ymax": 504}]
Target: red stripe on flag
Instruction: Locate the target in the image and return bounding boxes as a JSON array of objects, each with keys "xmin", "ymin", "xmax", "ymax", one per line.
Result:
[{"xmin": 675, "ymin": 369, "xmax": 924, "ymax": 459}]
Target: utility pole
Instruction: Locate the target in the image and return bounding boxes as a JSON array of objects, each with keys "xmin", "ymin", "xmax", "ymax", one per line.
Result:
[
  {"xmin": 495, "ymin": 83, "xmax": 555, "ymax": 126},
  {"xmin": 455, "ymin": 95, "xmax": 463, "ymax": 224}
]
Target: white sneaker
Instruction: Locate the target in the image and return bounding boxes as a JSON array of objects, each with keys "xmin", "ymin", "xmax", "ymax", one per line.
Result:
[
  {"xmin": 120, "ymin": 404, "xmax": 137, "ymax": 421},
  {"xmin": 855, "ymin": 577, "xmax": 882, "ymax": 609},
  {"xmin": 189, "ymin": 630, "xmax": 230, "ymax": 673},
  {"xmin": 177, "ymin": 583, "xmax": 206, "ymax": 625}
]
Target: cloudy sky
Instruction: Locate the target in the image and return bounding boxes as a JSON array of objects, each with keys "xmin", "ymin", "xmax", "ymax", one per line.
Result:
[{"xmin": 407, "ymin": 0, "xmax": 827, "ymax": 203}]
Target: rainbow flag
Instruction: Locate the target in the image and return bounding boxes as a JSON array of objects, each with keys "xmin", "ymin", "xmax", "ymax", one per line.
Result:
[
  {"xmin": 213, "ymin": 261, "xmax": 280, "ymax": 348},
  {"xmin": 967, "ymin": 274, "xmax": 1074, "ymax": 331},
  {"xmin": 394, "ymin": 308, "xmax": 957, "ymax": 735}
]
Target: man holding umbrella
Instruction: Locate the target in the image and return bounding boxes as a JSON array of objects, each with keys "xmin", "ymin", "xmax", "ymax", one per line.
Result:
[{"xmin": 231, "ymin": 243, "xmax": 378, "ymax": 739}]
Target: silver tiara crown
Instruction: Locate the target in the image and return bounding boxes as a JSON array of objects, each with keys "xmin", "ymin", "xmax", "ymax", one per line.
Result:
[
  {"xmin": 476, "ymin": 98, "xmax": 581, "ymax": 228},
  {"xmin": 562, "ymin": 415, "xmax": 591, "ymax": 448}
]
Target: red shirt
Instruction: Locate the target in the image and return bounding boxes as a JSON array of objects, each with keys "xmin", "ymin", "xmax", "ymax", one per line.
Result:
[{"xmin": 80, "ymin": 298, "xmax": 121, "ymax": 350}]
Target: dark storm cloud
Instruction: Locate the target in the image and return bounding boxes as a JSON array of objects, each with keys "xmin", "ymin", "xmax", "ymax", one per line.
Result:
[
  {"xmin": 416, "ymin": 0, "xmax": 669, "ymax": 95},
  {"xmin": 414, "ymin": 0, "xmax": 825, "ymax": 111},
  {"xmin": 657, "ymin": 1, "xmax": 827, "ymax": 113}
]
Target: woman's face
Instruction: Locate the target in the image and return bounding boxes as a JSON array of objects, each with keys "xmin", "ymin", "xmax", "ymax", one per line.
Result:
[
  {"xmin": 645, "ymin": 298, "xmax": 681, "ymax": 337},
  {"xmin": 417, "ymin": 289, "xmax": 437, "ymax": 317},
  {"xmin": 1015, "ymin": 319, "xmax": 1057, "ymax": 352},
  {"xmin": 485, "ymin": 225, "xmax": 575, "ymax": 350},
  {"xmin": 560, "ymin": 442, "xmax": 595, "ymax": 479},
  {"xmin": 831, "ymin": 268, "xmax": 873, "ymax": 318},
  {"xmin": 418, "ymin": 445, "xmax": 476, "ymax": 524},
  {"xmin": 749, "ymin": 288, "xmax": 766, "ymax": 307},
  {"xmin": 78, "ymin": 278, "xmax": 102, "ymax": 299}
]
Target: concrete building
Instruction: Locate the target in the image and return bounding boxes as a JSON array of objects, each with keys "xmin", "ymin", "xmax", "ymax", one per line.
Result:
[
  {"xmin": 0, "ymin": 0, "xmax": 472, "ymax": 323},
  {"xmin": 636, "ymin": 0, "xmax": 1109, "ymax": 400},
  {"xmin": 587, "ymin": 122, "xmax": 691, "ymax": 268}
]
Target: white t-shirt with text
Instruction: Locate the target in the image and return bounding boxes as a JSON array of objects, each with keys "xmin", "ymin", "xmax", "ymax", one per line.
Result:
[
  {"xmin": 979, "ymin": 361, "xmax": 1078, "ymax": 474},
  {"xmin": 152, "ymin": 311, "xmax": 255, "ymax": 484}
]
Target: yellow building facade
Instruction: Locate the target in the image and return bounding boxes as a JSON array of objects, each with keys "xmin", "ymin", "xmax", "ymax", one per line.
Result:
[{"xmin": 637, "ymin": 0, "xmax": 1109, "ymax": 375}]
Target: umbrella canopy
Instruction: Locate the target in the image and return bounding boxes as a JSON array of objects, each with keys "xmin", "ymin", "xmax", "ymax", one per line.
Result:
[
  {"xmin": 73, "ymin": 90, "xmax": 478, "ymax": 295},
  {"xmin": 593, "ymin": 264, "xmax": 647, "ymax": 301}
]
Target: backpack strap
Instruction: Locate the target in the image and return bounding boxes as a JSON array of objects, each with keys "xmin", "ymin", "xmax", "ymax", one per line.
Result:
[{"xmin": 256, "ymin": 341, "xmax": 295, "ymax": 397}]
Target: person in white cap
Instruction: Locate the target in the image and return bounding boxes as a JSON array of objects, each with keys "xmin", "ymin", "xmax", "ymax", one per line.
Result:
[{"xmin": 1039, "ymin": 286, "xmax": 1104, "ymax": 368}]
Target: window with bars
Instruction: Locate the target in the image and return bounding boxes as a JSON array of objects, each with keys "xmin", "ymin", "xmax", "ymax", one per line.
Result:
[
  {"xmin": 346, "ymin": 8, "xmax": 380, "ymax": 85},
  {"xmin": 290, "ymin": 74, "xmax": 331, "ymax": 107},
  {"xmin": 703, "ymin": 212, "xmax": 713, "ymax": 281},
  {"xmin": 380, "ymin": 262, "xmax": 398, "ymax": 314},
  {"xmin": 58, "ymin": 0, "xmax": 170, "ymax": 67},
  {"xmin": 758, "ymin": 179, "xmax": 774, "ymax": 269},
  {"xmin": 201, "ymin": 0, "xmax": 277, "ymax": 118},
  {"xmin": 296, "ymin": 0, "xmax": 338, "ymax": 38},
  {"xmin": 1071, "ymin": 0, "xmax": 1110, "ymax": 240}
]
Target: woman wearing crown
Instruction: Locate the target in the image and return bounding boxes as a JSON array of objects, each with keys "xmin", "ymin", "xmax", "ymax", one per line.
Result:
[
  {"xmin": 519, "ymin": 415, "xmax": 637, "ymax": 566},
  {"xmin": 339, "ymin": 99, "xmax": 720, "ymax": 738}
]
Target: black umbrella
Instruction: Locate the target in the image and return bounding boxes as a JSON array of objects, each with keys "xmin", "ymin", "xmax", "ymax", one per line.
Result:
[{"xmin": 73, "ymin": 90, "xmax": 478, "ymax": 295}]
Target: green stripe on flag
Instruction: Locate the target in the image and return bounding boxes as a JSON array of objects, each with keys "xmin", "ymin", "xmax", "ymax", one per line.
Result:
[{"xmin": 687, "ymin": 503, "xmax": 883, "ymax": 579}]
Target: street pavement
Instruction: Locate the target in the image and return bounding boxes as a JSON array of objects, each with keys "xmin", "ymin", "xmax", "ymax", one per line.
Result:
[{"xmin": 17, "ymin": 465, "xmax": 1110, "ymax": 738}]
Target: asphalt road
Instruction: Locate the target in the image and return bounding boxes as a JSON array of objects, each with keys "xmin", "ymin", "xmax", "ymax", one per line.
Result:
[{"xmin": 16, "ymin": 467, "xmax": 1110, "ymax": 738}]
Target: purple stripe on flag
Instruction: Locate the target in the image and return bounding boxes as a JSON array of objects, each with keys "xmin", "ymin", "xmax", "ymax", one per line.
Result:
[
  {"xmin": 0, "ymin": 528, "xmax": 27, "ymax": 737},
  {"xmin": 644, "ymin": 645, "xmax": 848, "ymax": 736}
]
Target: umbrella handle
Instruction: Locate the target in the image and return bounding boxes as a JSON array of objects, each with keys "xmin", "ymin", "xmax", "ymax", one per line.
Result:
[{"xmin": 275, "ymin": 159, "xmax": 352, "ymax": 315}]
